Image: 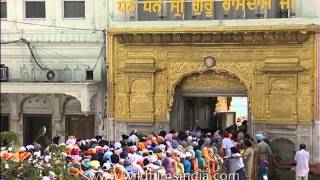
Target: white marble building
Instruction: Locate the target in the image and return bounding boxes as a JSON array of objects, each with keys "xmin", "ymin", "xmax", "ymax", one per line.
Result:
[{"xmin": 0, "ymin": 0, "xmax": 108, "ymax": 144}]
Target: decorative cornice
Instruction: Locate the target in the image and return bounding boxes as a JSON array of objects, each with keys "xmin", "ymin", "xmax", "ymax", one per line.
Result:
[
  {"xmin": 1, "ymin": 82, "xmax": 100, "ymax": 114},
  {"xmin": 108, "ymin": 24, "xmax": 317, "ymax": 33},
  {"xmin": 114, "ymin": 30, "xmax": 314, "ymax": 44}
]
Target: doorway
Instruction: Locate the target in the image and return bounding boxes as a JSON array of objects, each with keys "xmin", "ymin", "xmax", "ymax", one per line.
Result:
[
  {"xmin": 0, "ymin": 115, "xmax": 9, "ymax": 132},
  {"xmin": 24, "ymin": 115, "xmax": 52, "ymax": 146},
  {"xmin": 170, "ymin": 95, "xmax": 245, "ymax": 132},
  {"xmin": 66, "ymin": 115, "xmax": 94, "ymax": 140}
]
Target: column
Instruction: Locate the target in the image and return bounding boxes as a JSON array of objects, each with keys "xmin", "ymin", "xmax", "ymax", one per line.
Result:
[
  {"xmin": 314, "ymin": 121, "xmax": 320, "ymax": 163},
  {"xmin": 9, "ymin": 94, "xmax": 23, "ymax": 145},
  {"xmin": 94, "ymin": 92, "xmax": 104, "ymax": 136},
  {"xmin": 52, "ymin": 95, "xmax": 64, "ymax": 142},
  {"xmin": 314, "ymin": 28, "xmax": 320, "ymax": 164},
  {"xmin": 215, "ymin": 96, "xmax": 228, "ymax": 112}
]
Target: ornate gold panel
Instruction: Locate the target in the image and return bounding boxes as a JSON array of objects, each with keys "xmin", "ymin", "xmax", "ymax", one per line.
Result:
[
  {"xmin": 299, "ymin": 75, "xmax": 310, "ymax": 83},
  {"xmin": 254, "ymin": 96, "xmax": 265, "ymax": 118},
  {"xmin": 117, "ymin": 61, "xmax": 125, "ymax": 69},
  {"xmin": 107, "ymin": 26, "xmax": 316, "ymax": 125},
  {"xmin": 130, "ymin": 96, "xmax": 152, "ymax": 117},
  {"xmin": 116, "ymin": 83, "xmax": 125, "ymax": 94},
  {"xmin": 155, "ymin": 96, "xmax": 166, "ymax": 117},
  {"xmin": 268, "ymin": 76, "xmax": 297, "ymax": 94},
  {"xmin": 116, "ymin": 51, "xmax": 126, "ymax": 57},
  {"xmin": 270, "ymin": 95, "xmax": 295, "ymax": 120},
  {"xmin": 155, "ymin": 84, "xmax": 166, "ymax": 95},
  {"xmin": 199, "ymin": 51, "xmax": 222, "ymax": 58},
  {"xmin": 299, "ymin": 84, "xmax": 310, "ymax": 96},
  {"xmin": 156, "ymin": 51, "xmax": 166, "ymax": 58},
  {"xmin": 298, "ymin": 96, "xmax": 312, "ymax": 121},
  {"xmin": 128, "ymin": 51, "xmax": 154, "ymax": 58},
  {"xmin": 155, "ymin": 75, "xmax": 166, "ymax": 82},
  {"xmin": 129, "ymin": 79, "xmax": 152, "ymax": 118},
  {"xmin": 115, "ymin": 95, "xmax": 126, "ymax": 117},
  {"xmin": 178, "ymin": 71, "xmax": 246, "ymax": 92},
  {"xmin": 301, "ymin": 60, "xmax": 310, "ymax": 70},
  {"xmin": 255, "ymin": 83, "xmax": 265, "ymax": 95}
]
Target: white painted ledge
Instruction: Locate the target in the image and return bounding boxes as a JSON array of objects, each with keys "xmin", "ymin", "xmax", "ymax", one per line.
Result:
[{"xmin": 1, "ymin": 82, "xmax": 101, "ymax": 114}]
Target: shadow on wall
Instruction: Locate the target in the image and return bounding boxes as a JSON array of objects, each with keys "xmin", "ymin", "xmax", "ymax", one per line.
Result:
[
  {"xmin": 269, "ymin": 138, "xmax": 319, "ymax": 180},
  {"xmin": 270, "ymin": 138, "xmax": 295, "ymax": 180}
]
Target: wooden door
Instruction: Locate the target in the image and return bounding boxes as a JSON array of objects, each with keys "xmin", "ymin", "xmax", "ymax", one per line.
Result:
[{"xmin": 66, "ymin": 115, "xmax": 94, "ymax": 140}]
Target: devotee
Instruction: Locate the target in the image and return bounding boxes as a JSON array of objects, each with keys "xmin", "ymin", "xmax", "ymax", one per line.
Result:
[
  {"xmin": 242, "ymin": 139, "xmax": 254, "ymax": 180},
  {"xmin": 229, "ymin": 147, "xmax": 245, "ymax": 180},
  {"xmin": 256, "ymin": 133, "xmax": 272, "ymax": 164},
  {"xmin": 294, "ymin": 144, "xmax": 310, "ymax": 180},
  {"xmin": 1, "ymin": 127, "xmax": 265, "ymax": 179},
  {"xmin": 222, "ymin": 131, "xmax": 235, "ymax": 157}
]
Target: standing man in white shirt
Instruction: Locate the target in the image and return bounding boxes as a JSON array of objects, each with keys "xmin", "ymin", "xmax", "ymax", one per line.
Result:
[
  {"xmin": 229, "ymin": 147, "xmax": 245, "ymax": 180},
  {"xmin": 294, "ymin": 144, "xmax": 310, "ymax": 180}
]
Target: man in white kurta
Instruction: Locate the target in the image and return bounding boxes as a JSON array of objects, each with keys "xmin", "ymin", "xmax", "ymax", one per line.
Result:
[{"xmin": 294, "ymin": 144, "xmax": 310, "ymax": 180}]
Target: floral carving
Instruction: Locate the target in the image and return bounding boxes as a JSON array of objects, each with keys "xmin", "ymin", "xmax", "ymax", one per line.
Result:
[
  {"xmin": 271, "ymin": 79, "xmax": 292, "ymax": 92},
  {"xmin": 168, "ymin": 62, "xmax": 253, "ymax": 108},
  {"xmin": 130, "ymin": 79, "xmax": 151, "ymax": 94},
  {"xmin": 179, "ymin": 71, "xmax": 246, "ymax": 91}
]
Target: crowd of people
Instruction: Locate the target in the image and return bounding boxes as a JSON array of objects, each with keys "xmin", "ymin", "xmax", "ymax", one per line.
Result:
[{"xmin": 0, "ymin": 119, "xmax": 295, "ymax": 180}]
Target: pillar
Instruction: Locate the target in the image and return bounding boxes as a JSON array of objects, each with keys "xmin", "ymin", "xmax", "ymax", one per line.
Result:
[
  {"xmin": 52, "ymin": 95, "xmax": 64, "ymax": 142},
  {"xmin": 215, "ymin": 96, "xmax": 228, "ymax": 112},
  {"xmin": 8, "ymin": 94, "xmax": 23, "ymax": 144},
  {"xmin": 314, "ymin": 121, "xmax": 320, "ymax": 164},
  {"xmin": 314, "ymin": 28, "xmax": 320, "ymax": 164}
]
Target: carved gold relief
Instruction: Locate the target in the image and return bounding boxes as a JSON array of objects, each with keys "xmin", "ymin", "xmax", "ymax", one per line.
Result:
[
  {"xmin": 128, "ymin": 78, "xmax": 152, "ymax": 118},
  {"xmin": 114, "ymin": 31, "xmax": 313, "ymax": 44},
  {"xmin": 130, "ymin": 79, "xmax": 151, "ymax": 94},
  {"xmin": 130, "ymin": 96, "xmax": 152, "ymax": 117},
  {"xmin": 255, "ymin": 84, "xmax": 265, "ymax": 95},
  {"xmin": 178, "ymin": 71, "xmax": 246, "ymax": 91},
  {"xmin": 168, "ymin": 61, "xmax": 252, "ymax": 108},
  {"xmin": 254, "ymin": 96, "xmax": 265, "ymax": 117},
  {"xmin": 269, "ymin": 76, "xmax": 296, "ymax": 94},
  {"xmin": 115, "ymin": 96, "xmax": 126, "ymax": 117},
  {"xmin": 270, "ymin": 95, "xmax": 294, "ymax": 120},
  {"xmin": 299, "ymin": 84, "xmax": 310, "ymax": 96},
  {"xmin": 298, "ymin": 96, "xmax": 311, "ymax": 121},
  {"xmin": 155, "ymin": 96, "xmax": 166, "ymax": 117},
  {"xmin": 108, "ymin": 28, "xmax": 316, "ymax": 125},
  {"xmin": 271, "ymin": 79, "xmax": 292, "ymax": 93}
]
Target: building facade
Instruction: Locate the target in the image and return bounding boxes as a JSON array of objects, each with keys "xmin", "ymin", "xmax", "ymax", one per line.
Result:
[
  {"xmin": 0, "ymin": 0, "xmax": 108, "ymax": 144},
  {"xmin": 106, "ymin": 0, "xmax": 320, "ymax": 164}
]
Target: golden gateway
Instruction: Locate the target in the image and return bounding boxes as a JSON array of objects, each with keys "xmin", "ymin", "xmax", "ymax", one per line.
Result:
[{"xmin": 107, "ymin": 25, "xmax": 317, "ymax": 142}]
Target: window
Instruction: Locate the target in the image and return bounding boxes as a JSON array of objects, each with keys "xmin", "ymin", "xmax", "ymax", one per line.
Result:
[
  {"xmin": 64, "ymin": 1, "xmax": 85, "ymax": 18},
  {"xmin": 1, "ymin": 2, "xmax": 7, "ymax": 18},
  {"xmin": 25, "ymin": 1, "xmax": 46, "ymax": 18}
]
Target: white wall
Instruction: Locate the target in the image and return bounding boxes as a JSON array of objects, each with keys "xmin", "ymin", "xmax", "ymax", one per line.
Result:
[
  {"xmin": 1, "ymin": 0, "xmax": 107, "ymax": 31},
  {"xmin": 1, "ymin": 0, "xmax": 108, "ymax": 82}
]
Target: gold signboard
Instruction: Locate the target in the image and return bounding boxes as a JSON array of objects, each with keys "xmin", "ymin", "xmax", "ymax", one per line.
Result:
[{"xmin": 116, "ymin": 0, "xmax": 295, "ymax": 16}]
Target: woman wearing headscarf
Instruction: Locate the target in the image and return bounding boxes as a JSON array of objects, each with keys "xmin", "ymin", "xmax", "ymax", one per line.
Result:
[
  {"xmin": 202, "ymin": 138, "xmax": 217, "ymax": 179},
  {"xmin": 195, "ymin": 150, "xmax": 206, "ymax": 179},
  {"xmin": 242, "ymin": 140, "xmax": 254, "ymax": 180},
  {"xmin": 162, "ymin": 150, "xmax": 175, "ymax": 176}
]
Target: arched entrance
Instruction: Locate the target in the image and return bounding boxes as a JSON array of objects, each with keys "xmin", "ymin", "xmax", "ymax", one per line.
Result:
[{"xmin": 170, "ymin": 70, "xmax": 248, "ymax": 131}]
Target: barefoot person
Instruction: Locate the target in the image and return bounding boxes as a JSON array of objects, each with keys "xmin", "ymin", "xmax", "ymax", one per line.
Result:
[{"xmin": 294, "ymin": 144, "xmax": 310, "ymax": 180}]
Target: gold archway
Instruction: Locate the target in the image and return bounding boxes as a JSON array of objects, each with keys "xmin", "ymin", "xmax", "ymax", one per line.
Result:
[{"xmin": 168, "ymin": 68, "xmax": 251, "ymax": 110}]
